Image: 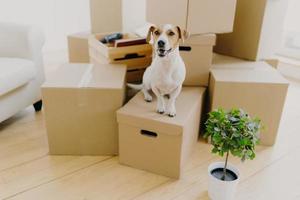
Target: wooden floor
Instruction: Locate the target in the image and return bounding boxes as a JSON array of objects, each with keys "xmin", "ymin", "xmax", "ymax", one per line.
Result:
[{"xmin": 1, "ymin": 67, "xmax": 300, "ymax": 199}]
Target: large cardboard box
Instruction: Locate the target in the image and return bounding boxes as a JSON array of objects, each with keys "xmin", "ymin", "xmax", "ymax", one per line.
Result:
[
  {"xmin": 90, "ymin": 0, "xmax": 122, "ymax": 33},
  {"xmin": 117, "ymin": 87, "xmax": 206, "ymax": 178},
  {"xmin": 42, "ymin": 63, "xmax": 126, "ymax": 155},
  {"xmin": 181, "ymin": 34, "xmax": 216, "ymax": 86},
  {"xmin": 214, "ymin": 0, "xmax": 289, "ymax": 61},
  {"xmin": 67, "ymin": 31, "xmax": 91, "ymax": 63},
  {"xmin": 209, "ymin": 65, "xmax": 289, "ymax": 146},
  {"xmin": 146, "ymin": 0, "xmax": 237, "ymax": 34}
]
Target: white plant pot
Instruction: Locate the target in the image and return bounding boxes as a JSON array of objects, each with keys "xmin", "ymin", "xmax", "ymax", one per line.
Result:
[{"xmin": 208, "ymin": 162, "xmax": 240, "ymax": 200}]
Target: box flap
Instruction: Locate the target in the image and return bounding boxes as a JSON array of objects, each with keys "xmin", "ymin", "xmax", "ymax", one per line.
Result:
[
  {"xmin": 211, "ymin": 66, "xmax": 289, "ymax": 85},
  {"xmin": 181, "ymin": 34, "xmax": 216, "ymax": 46},
  {"xmin": 42, "ymin": 63, "xmax": 126, "ymax": 89},
  {"xmin": 117, "ymin": 87, "xmax": 206, "ymax": 134}
]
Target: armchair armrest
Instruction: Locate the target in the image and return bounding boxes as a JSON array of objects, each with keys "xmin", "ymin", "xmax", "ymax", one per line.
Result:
[{"xmin": 0, "ymin": 22, "xmax": 46, "ymax": 85}]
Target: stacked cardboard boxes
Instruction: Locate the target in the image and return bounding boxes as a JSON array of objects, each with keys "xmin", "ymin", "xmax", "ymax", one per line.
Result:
[
  {"xmin": 43, "ymin": 0, "xmax": 290, "ymax": 180},
  {"xmin": 214, "ymin": 0, "xmax": 289, "ymax": 61},
  {"xmin": 146, "ymin": 0, "xmax": 237, "ymax": 34}
]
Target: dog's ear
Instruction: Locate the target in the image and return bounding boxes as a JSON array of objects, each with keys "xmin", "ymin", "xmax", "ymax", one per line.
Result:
[
  {"xmin": 146, "ymin": 25, "xmax": 156, "ymax": 43},
  {"xmin": 176, "ymin": 26, "xmax": 189, "ymax": 43}
]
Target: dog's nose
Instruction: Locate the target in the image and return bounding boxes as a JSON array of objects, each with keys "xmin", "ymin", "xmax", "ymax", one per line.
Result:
[{"xmin": 157, "ymin": 40, "xmax": 165, "ymax": 48}]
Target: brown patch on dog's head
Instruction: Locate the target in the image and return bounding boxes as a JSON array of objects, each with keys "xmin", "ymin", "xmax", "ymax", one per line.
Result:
[{"xmin": 176, "ymin": 26, "xmax": 189, "ymax": 43}]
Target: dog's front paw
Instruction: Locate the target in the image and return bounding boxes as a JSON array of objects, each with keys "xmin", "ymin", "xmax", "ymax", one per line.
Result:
[
  {"xmin": 166, "ymin": 107, "xmax": 176, "ymax": 117},
  {"xmin": 168, "ymin": 113, "xmax": 176, "ymax": 117},
  {"xmin": 157, "ymin": 109, "xmax": 165, "ymax": 114},
  {"xmin": 144, "ymin": 96, "xmax": 152, "ymax": 102}
]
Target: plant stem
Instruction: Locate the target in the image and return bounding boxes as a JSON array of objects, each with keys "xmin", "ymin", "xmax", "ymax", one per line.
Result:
[{"xmin": 222, "ymin": 151, "xmax": 229, "ymax": 181}]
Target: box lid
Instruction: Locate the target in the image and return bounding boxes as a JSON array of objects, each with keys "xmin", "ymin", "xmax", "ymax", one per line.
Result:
[
  {"xmin": 42, "ymin": 63, "xmax": 126, "ymax": 89},
  {"xmin": 117, "ymin": 87, "xmax": 206, "ymax": 134},
  {"xmin": 210, "ymin": 67, "xmax": 289, "ymax": 85},
  {"xmin": 212, "ymin": 54, "xmax": 270, "ymax": 69}
]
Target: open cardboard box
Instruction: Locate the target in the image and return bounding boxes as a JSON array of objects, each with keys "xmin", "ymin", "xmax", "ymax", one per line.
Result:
[{"xmin": 88, "ymin": 32, "xmax": 152, "ymax": 69}]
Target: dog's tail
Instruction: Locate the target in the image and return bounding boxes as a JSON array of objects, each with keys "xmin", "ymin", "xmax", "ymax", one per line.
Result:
[{"xmin": 127, "ymin": 83, "xmax": 143, "ymax": 90}]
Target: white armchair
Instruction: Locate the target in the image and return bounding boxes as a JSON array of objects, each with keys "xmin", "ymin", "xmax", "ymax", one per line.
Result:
[{"xmin": 0, "ymin": 22, "xmax": 45, "ymax": 122}]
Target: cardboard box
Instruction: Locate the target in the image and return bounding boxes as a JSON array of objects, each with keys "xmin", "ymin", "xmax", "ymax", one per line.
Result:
[
  {"xmin": 209, "ymin": 65, "xmax": 289, "ymax": 145},
  {"xmin": 214, "ymin": 0, "xmax": 289, "ymax": 61},
  {"xmin": 146, "ymin": 0, "xmax": 237, "ymax": 34},
  {"xmin": 67, "ymin": 31, "xmax": 91, "ymax": 63},
  {"xmin": 90, "ymin": 0, "xmax": 122, "ymax": 33},
  {"xmin": 42, "ymin": 63, "xmax": 126, "ymax": 155},
  {"xmin": 117, "ymin": 87, "xmax": 206, "ymax": 178},
  {"xmin": 181, "ymin": 34, "xmax": 216, "ymax": 86}
]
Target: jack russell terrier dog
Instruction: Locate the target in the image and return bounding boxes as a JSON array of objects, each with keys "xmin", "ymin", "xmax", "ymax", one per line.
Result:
[{"xmin": 128, "ymin": 24, "xmax": 188, "ymax": 117}]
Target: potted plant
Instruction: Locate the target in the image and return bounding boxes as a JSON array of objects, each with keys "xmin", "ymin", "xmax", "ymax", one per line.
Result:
[{"xmin": 204, "ymin": 108, "xmax": 261, "ymax": 200}]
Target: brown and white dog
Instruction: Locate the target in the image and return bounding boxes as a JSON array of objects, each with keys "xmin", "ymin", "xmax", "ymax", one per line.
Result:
[{"xmin": 128, "ymin": 24, "xmax": 188, "ymax": 117}]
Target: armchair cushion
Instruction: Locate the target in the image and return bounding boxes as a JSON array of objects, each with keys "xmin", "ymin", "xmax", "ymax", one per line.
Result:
[{"xmin": 0, "ymin": 57, "xmax": 36, "ymax": 96}]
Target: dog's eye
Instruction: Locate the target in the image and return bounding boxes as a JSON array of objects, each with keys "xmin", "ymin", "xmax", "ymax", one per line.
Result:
[
  {"xmin": 154, "ymin": 30, "xmax": 160, "ymax": 36},
  {"xmin": 168, "ymin": 31, "xmax": 175, "ymax": 36}
]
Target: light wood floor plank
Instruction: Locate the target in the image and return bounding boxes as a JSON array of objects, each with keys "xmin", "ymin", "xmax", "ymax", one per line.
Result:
[
  {"xmin": 0, "ymin": 156, "xmax": 110, "ymax": 199},
  {"xmin": 6, "ymin": 157, "xmax": 169, "ymax": 200}
]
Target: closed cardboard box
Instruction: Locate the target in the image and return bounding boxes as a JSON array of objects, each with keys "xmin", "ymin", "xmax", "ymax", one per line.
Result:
[
  {"xmin": 181, "ymin": 34, "xmax": 216, "ymax": 86},
  {"xmin": 42, "ymin": 63, "xmax": 126, "ymax": 155},
  {"xmin": 90, "ymin": 0, "xmax": 122, "ymax": 33},
  {"xmin": 146, "ymin": 0, "xmax": 237, "ymax": 34},
  {"xmin": 209, "ymin": 65, "xmax": 289, "ymax": 145},
  {"xmin": 117, "ymin": 87, "xmax": 206, "ymax": 178},
  {"xmin": 68, "ymin": 31, "xmax": 91, "ymax": 63},
  {"xmin": 214, "ymin": 0, "xmax": 289, "ymax": 61}
]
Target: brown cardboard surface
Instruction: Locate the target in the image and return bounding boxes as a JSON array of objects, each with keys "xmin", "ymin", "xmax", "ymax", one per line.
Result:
[
  {"xmin": 181, "ymin": 34, "xmax": 216, "ymax": 86},
  {"xmin": 214, "ymin": 0, "xmax": 289, "ymax": 60},
  {"xmin": 90, "ymin": 0, "xmax": 122, "ymax": 33},
  {"xmin": 42, "ymin": 63, "xmax": 126, "ymax": 155},
  {"xmin": 89, "ymin": 47, "xmax": 152, "ymax": 70},
  {"xmin": 117, "ymin": 87, "xmax": 206, "ymax": 178},
  {"xmin": 68, "ymin": 32, "xmax": 91, "ymax": 63},
  {"xmin": 209, "ymin": 67, "xmax": 289, "ymax": 146},
  {"xmin": 146, "ymin": 0, "xmax": 236, "ymax": 34},
  {"xmin": 187, "ymin": 0, "xmax": 237, "ymax": 34}
]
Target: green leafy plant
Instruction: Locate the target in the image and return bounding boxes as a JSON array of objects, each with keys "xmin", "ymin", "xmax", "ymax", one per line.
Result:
[{"xmin": 204, "ymin": 108, "xmax": 261, "ymax": 180}]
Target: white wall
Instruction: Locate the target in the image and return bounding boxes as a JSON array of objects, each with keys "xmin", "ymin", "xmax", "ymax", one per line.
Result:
[
  {"xmin": 0, "ymin": 0, "xmax": 90, "ymax": 52},
  {"xmin": 284, "ymin": 0, "xmax": 300, "ymax": 33}
]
